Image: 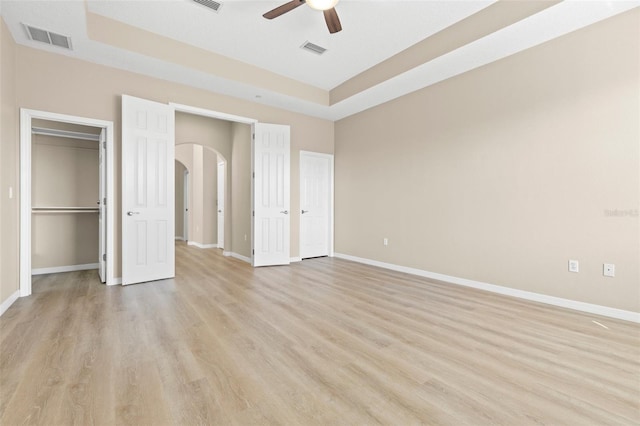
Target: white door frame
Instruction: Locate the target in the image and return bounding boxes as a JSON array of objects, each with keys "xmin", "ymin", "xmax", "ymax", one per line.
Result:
[
  {"xmin": 19, "ymin": 109, "xmax": 116, "ymax": 296},
  {"xmin": 299, "ymin": 151, "xmax": 334, "ymax": 258}
]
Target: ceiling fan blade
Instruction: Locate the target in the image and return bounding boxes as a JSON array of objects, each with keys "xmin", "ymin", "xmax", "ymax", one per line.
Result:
[
  {"xmin": 263, "ymin": 0, "xmax": 305, "ymax": 19},
  {"xmin": 323, "ymin": 7, "xmax": 342, "ymax": 33}
]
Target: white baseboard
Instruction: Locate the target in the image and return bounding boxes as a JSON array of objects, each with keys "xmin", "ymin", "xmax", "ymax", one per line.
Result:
[
  {"xmin": 110, "ymin": 277, "xmax": 122, "ymax": 286},
  {"xmin": 290, "ymin": 257, "xmax": 302, "ymax": 263},
  {"xmin": 333, "ymin": 253, "xmax": 640, "ymax": 323},
  {"xmin": 175, "ymin": 236, "xmax": 184, "ymax": 241},
  {"xmin": 223, "ymin": 251, "xmax": 251, "ymax": 263},
  {"xmin": 0, "ymin": 290, "xmax": 20, "ymax": 317},
  {"xmin": 32, "ymin": 263, "xmax": 99, "ymax": 276},
  {"xmin": 187, "ymin": 241, "xmax": 218, "ymax": 249},
  {"xmin": 231, "ymin": 252, "xmax": 251, "ymax": 263}
]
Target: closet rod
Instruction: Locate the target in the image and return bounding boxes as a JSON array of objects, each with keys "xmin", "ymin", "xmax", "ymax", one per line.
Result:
[
  {"xmin": 32, "ymin": 126, "xmax": 100, "ymax": 142},
  {"xmin": 32, "ymin": 207, "xmax": 99, "ymax": 213}
]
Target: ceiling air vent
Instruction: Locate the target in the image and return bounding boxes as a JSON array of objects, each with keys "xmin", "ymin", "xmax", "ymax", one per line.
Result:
[
  {"xmin": 192, "ymin": 0, "xmax": 223, "ymax": 13},
  {"xmin": 301, "ymin": 41, "xmax": 327, "ymax": 55},
  {"xmin": 24, "ymin": 24, "xmax": 72, "ymax": 49}
]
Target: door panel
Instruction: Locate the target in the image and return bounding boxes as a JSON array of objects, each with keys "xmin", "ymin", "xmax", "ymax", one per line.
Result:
[
  {"xmin": 300, "ymin": 152, "xmax": 332, "ymax": 259},
  {"xmin": 122, "ymin": 95, "xmax": 175, "ymax": 285},
  {"xmin": 253, "ymin": 123, "xmax": 290, "ymax": 267}
]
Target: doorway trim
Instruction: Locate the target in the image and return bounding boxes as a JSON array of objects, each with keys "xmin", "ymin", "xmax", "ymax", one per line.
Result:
[
  {"xmin": 299, "ymin": 151, "xmax": 335, "ymax": 259},
  {"xmin": 19, "ymin": 109, "xmax": 115, "ymax": 296},
  {"xmin": 170, "ymin": 103, "xmax": 257, "ymax": 124}
]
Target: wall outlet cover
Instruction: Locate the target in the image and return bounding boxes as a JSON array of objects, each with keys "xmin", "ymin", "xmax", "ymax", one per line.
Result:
[
  {"xmin": 568, "ymin": 260, "xmax": 579, "ymax": 273},
  {"xmin": 603, "ymin": 263, "xmax": 615, "ymax": 277}
]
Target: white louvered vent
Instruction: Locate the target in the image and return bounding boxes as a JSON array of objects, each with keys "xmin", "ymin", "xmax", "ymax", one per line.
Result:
[
  {"xmin": 192, "ymin": 0, "xmax": 223, "ymax": 13},
  {"xmin": 301, "ymin": 41, "xmax": 327, "ymax": 55},
  {"xmin": 24, "ymin": 24, "xmax": 72, "ymax": 49}
]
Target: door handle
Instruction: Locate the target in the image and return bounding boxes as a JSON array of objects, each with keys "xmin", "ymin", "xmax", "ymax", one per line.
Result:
[
  {"xmin": 301, "ymin": 210, "xmax": 309, "ymax": 214},
  {"xmin": 280, "ymin": 210, "xmax": 289, "ymax": 215},
  {"xmin": 218, "ymin": 210, "xmax": 222, "ymax": 213},
  {"xmin": 127, "ymin": 211, "xmax": 140, "ymax": 216}
]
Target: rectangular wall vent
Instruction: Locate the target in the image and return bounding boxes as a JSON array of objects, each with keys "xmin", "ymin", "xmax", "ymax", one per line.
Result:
[
  {"xmin": 192, "ymin": 0, "xmax": 223, "ymax": 13},
  {"xmin": 24, "ymin": 24, "xmax": 72, "ymax": 49},
  {"xmin": 301, "ymin": 41, "xmax": 327, "ymax": 55}
]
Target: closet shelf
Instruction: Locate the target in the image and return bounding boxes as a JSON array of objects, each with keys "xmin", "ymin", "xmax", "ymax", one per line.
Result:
[{"xmin": 32, "ymin": 207, "xmax": 99, "ymax": 213}]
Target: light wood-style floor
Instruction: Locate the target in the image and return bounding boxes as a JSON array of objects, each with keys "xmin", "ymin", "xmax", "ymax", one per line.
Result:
[{"xmin": 1, "ymin": 242, "xmax": 639, "ymax": 425}]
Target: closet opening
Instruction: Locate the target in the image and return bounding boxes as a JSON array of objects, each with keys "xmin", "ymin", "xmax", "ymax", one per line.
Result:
[{"xmin": 19, "ymin": 109, "xmax": 115, "ymax": 297}]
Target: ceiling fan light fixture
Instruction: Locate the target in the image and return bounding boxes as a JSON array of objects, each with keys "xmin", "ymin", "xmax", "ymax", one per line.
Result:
[{"xmin": 305, "ymin": 0, "xmax": 338, "ymax": 11}]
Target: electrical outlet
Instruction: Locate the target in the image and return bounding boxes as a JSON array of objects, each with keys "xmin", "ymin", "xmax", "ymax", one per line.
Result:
[
  {"xmin": 568, "ymin": 260, "xmax": 579, "ymax": 273},
  {"xmin": 603, "ymin": 263, "xmax": 615, "ymax": 277},
  {"xmin": 383, "ymin": 238, "xmax": 388, "ymax": 246}
]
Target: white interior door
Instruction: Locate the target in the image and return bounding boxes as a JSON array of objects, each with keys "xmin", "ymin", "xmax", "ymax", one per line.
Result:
[
  {"xmin": 217, "ymin": 161, "xmax": 225, "ymax": 249},
  {"xmin": 300, "ymin": 151, "xmax": 333, "ymax": 259},
  {"xmin": 122, "ymin": 95, "xmax": 175, "ymax": 285},
  {"xmin": 98, "ymin": 129, "xmax": 106, "ymax": 282},
  {"xmin": 253, "ymin": 123, "xmax": 290, "ymax": 267}
]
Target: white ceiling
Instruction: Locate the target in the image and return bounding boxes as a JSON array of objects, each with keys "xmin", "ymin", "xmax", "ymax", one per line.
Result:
[
  {"xmin": 1, "ymin": 0, "xmax": 639, "ymax": 120},
  {"xmin": 87, "ymin": 0, "xmax": 495, "ymax": 90}
]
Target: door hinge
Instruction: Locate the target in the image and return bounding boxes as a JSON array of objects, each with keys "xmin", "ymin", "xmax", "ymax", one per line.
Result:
[
  {"xmin": 252, "ymin": 133, "xmax": 255, "ymax": 140},
  {"xmin": 252, "ymin": 172, "xmax": 255, "ymax": 179},
  {"xmin": 103, "ymin": 141, "xmax": 106, "ymax": 149},
  {"xmin": 103, "ymin": 197, "xmax": 107, "ymax": 205},
  {"xmin": 102, "ymin": 254, "xmax": 106, "ymax": 261},
  {"xmin": 252, "ymin": 249, "xmax": 255, "ymax": 255},
  {"xmin": 252, "ymin": 210, "xmax": 254, "ymax": 217}
]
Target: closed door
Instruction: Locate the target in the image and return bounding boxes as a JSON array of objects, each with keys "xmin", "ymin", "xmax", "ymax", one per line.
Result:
[
  {"xmin": 253, "ymin": 123, "xmax": 290, "ymax": 267},
  {"xmin": 217, "ymin": 162, "xmax": 225, "ymax": 249},
  {"xmin": 121, "ymin": 95, "xmax": 175, "ymax": 285},
  {"xmin": 300, "ymin": 151, "xmax": 333, "ymax": 259}
]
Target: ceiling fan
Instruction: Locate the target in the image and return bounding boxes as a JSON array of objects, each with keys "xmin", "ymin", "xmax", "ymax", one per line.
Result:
[{"xmin": 263, "ymin": 0, "xmax": 342, "ymax": 34}]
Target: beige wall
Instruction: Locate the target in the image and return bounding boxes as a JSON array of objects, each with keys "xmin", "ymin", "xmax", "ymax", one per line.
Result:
[
  {"xmin": 1, "ymin": 34, "xmax": 333, "ymax": 298},
  {"xmin": 31, "ymin": 134, "xmax": 99, "ymax": 268},
  {"xmin": 1, "ymin": 19, "xmax": 18, "ymax": 303},
  {"xmin": 175, "ymin": 160, "xmax": 186, "ymax": 239},
  {"xmin": 191, "ymin": 144, "xmax": 204, "ymax": 244},
  {"xmin": 203, "ymin": 148, "xmax": 218, "ymax": 245},
  {"xmin": 231, "ymin": 122, "xmax": 252, "ymax": 258},
  {"xmin": 335, "ymin": 10, "xmax": 640, "ymax": 312}
]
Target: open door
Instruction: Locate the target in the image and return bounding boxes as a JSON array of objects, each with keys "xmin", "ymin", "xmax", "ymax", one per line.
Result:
[
  {"xmin": 121, "ymin": 95, "xmax": 175, "ymax": 285},
  {"xmin": 253, "ymin": 123, "xmax": 290, "ymax": 267},
  {"xmin": 98, "ymin": 129, "xmax": 106, "ymax": 282}
]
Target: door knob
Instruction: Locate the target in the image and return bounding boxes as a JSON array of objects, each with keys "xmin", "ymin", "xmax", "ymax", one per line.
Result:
[
  {"xmin": 127, "ymin": 211, "xmax": 140, "ymax": 216},
  {"xmin": 218, "ymin": 210, "xmax": 222, "ymax": 213},
  {"xmin": 280, "ymin": 210, "xmax": 289, "ymax": 215},
  {"xmin": 301, "ymin": 210, "xmax": 309, "ymax": 214}
]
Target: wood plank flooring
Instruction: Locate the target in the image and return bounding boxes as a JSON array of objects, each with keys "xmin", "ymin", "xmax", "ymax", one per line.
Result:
[{"xmin": 1, "ymin": 242, "xmax": 639, "ymax": 425}]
